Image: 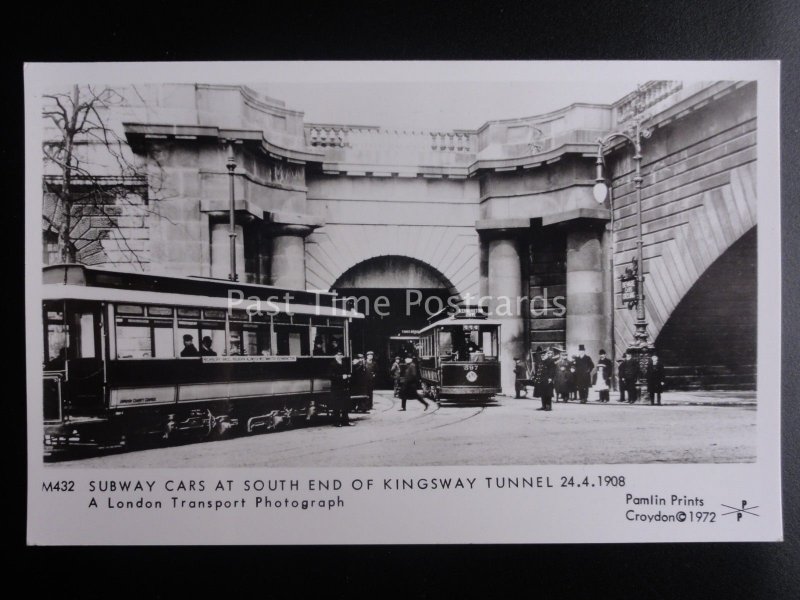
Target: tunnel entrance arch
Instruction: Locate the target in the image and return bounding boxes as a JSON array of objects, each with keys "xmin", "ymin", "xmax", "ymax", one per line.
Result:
[{"xmin": 331, "ymin": 255, "xmax": 458, "ymax": 388}]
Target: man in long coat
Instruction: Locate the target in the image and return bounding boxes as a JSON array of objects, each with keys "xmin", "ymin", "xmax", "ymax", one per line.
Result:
[
  {"xmin": 533, "ymin": 347, "xmax": 557, "ymax": 411},
  {"xmin": 554, "ymin": 350, "xmax": 573, "ymax": 402},
  {"xmin": 400, "ymin": 357, "xmax": 429, "ymax": 411},
  {"xmin": 573, "ymin": 344, "xmax": 595, "ymax": 404},
  {"xmin": 647, "ymin": 353, "xmax": 665, "ymax": 406},
  {"xmin": 328, "ymin": 350, "xmax": 352, "ymax": 426},
  {"xmin": 619, "ymin": 351, "xmax": 641, "ymax": 404}
]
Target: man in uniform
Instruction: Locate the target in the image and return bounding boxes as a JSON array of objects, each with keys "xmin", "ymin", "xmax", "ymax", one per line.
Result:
[
  {"xmin": 594, "ymin": 349, "xmax": 613, "ymax": 402},
  {"xmin": 513, "ymin": 357, "xmax": 528, "ymax": 399},
  {"xmin": 573, "ymin": 344, "xmax": 595, "ymax": 404},
  {"xmin": 328, "ymin": 350, "xmax": 353, "ymax": 426},
  {"xmin": 533, "ymin": 347, "xmax": 557, "ymax": 411}
]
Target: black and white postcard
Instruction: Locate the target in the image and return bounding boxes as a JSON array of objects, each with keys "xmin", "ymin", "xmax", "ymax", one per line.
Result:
[{"xmin": 25, "ymin": 61, "xmax": 782, "ymax": 544}]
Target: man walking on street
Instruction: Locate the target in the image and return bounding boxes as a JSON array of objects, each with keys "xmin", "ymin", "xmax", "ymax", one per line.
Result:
[
  {"xmin": 400, "ymin": 357, "xmax": 429, "ymax": 411},
  {"xmin": 574, "ymin": 344, "xmax": 595, "ymax": 404}
]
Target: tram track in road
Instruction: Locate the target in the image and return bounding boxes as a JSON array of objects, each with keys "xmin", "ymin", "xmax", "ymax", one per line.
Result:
[
  {"xmin": 51, "ymin": 393, "xmax": 484, "ymax": 467},
  {"xmin": 243, "ymin": 401, "xmax": 482, "ymax": 466}
]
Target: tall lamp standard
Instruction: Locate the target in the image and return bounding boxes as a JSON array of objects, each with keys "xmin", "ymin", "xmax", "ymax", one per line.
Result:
[
  {"xmin": 592, "ymin": 88, "xmax": 653, "ymax": 399},
  {"xmin": 226, "ymin": 143, "xmax": 238, "ymax": 282}
]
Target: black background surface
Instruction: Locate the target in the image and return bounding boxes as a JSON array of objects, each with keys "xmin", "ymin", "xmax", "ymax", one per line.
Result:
[{"xmin": 6, "ymin": 1, "xmax": 799, "ymax": 597}]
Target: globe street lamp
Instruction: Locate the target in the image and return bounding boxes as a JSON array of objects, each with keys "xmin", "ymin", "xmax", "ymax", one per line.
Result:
[{"xmin": 593, "ymin": 91, "xmax": 653, "ymax": 400}]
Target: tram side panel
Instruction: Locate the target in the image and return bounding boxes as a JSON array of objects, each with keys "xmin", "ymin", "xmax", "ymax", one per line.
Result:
[{"xmin": 43, "ymin": 357, "xmax": 344, "ymax": 450}]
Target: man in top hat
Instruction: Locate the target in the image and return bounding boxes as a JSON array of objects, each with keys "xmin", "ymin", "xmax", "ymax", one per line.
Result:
[
  {"xmin": 573, "ymin": 344, "xmax": 595, "ymax": 404},
  {"xmin": 513, "ymin": 357, "xmax": 528, "ymax": 399},
  {"xmin": 594, "ymin": 349, "xmax": 613, "ymax": 402}
]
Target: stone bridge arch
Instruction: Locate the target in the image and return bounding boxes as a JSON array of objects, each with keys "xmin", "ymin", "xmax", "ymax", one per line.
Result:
[{"xmin": 614, "ymin": 161, "xmax": 757, "ymax": 358}]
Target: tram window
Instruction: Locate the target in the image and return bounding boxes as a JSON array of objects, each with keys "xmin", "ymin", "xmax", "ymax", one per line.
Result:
[
  {"xmin": 275, "ymin": 324, "xmax": 310, "ymax": 356},
  {"xmin": 242, "ymin": 324, "xmax": 271, "ymax": 356},
  {"xmin": 200, "ymin": 327, "xmax": 225, "ymax": 356},
  {"xmin": 228, "ymin": 309, "xmax": 249, "ymax": 322},
  {"xmin": 148, "ymin": 306, "xmax": 173, "ymax": 317},
  {"xmin": 176, "ymin": 322, "xmax": 201, "ymax": 358},
  {"xmin": 117, "ymin": 304, "xmax": 144, "ymax": 316},
  {"xmin": 177, "ymin": 307, "xmax": 201, "ymax": 319},
  {"xmin": 204, "ymin": 308, "xmax": 226, "ymax": 320},
  {"xmin": 481, "ymin": 327, "xmax": 498, "ymax": 358},
  {"xmin": 116, "ymin": 321, "xmax": 155, "ymax": 359},
  {"xmin": 152, "ymin": 324, "xmax": 174, "ymax": 358},
  {"xmin": 44, "ymin": 303, "xmax": 66, "ymax": 368},
  {"xmin": 311, "ymin": 325, "xmax": 343, "ymax": 355},
  {"xmin": 226, "ymin": 322, "xmax": 269, "ymax": 356},
  {"xmin": 438, "ymin": 329, "xmax": 454, "ymax": 358},
  {"xmin": 76, "ymin": 312, "xmax": 97, "ymax": 358}
]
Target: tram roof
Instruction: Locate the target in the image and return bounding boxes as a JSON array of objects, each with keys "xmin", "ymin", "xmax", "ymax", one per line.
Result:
[
  {"xmin": 42, "ymin": 264, "xmax": 364, "ymax": 319},
  {"xmin": 43, "ymin": 264, "xmax": 337, "ymax": 302},
  {"xmin": 418, "ymin": 316, "xmax": 501, "ymax": 334}
]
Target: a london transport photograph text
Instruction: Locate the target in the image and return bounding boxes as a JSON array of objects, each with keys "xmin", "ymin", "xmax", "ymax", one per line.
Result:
[{"xmin": 38, "ymin": 78, "xmax": 758, "ymax": 468}]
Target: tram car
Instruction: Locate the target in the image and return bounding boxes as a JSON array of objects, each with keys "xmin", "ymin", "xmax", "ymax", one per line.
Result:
[
  {"xmin": 417, "ymin": 305, "xmax": 502, "ymax": 402},
  {"xmin": 387, "ymin": 331, "xmax": 420, "ymax": 360},
  {"xmin": 40, "ymin": 264, "xmax": 363, "ymax": 454}
]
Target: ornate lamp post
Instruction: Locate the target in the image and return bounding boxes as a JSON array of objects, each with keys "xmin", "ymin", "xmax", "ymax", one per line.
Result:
[
  {"xmin": 592, "ymin": 86, "xmax": 653, "ymax": 400},
  {"xmin": 226, "ymin": 143, "xmax": 238, "ymax": 282}
]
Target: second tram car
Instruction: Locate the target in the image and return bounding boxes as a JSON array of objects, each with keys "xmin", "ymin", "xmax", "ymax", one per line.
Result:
[
  {"xmin": 41, "ymin": 264, "xmax": 363, "ymax": 454},
  {"xmin": 417, "ymin": 306, "xmax": 501, "ymax": 402}
]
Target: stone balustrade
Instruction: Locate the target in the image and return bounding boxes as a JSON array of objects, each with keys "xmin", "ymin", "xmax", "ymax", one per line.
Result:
[{"xmin": 305, "ymin": 124, "xmax": 476, "ymax": 153}]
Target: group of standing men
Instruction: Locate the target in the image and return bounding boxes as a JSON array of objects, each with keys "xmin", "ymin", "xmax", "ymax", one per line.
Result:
[
  {"xmin": 327, "ymin": 350, "xmax": 379, "ymax": 427},
  {"xmin": 515, "ymin": 345, "xmax": 666, "ymax": 410}
]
